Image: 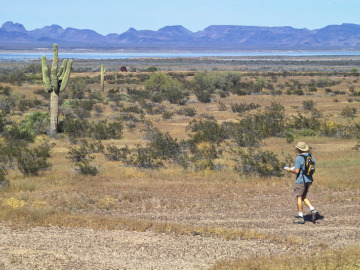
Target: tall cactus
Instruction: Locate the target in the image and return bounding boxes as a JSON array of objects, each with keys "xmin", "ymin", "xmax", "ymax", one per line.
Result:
[
  {"xmin": 41, "ymin": 44, "xmax": 72, "ymax": 136},
  {"xmin": 101, "ymin": 64, "xmax": 106, "ymax": 92}
]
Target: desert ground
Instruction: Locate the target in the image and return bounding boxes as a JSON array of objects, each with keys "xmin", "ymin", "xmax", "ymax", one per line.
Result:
[{"xmin": 0, "ymin": 56, "xmax": 359, "ymax": 269}]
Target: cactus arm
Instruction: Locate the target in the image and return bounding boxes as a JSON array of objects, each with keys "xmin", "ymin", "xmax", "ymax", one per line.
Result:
[
  {"xmin": 52, "ymin": 44, "xmax": 58, "ymax": 69},
  {"xmin": 41, "ymin": 55, "xmax": 53, "ymax": 92},
  {"xmin": 57, "ymin": 59, "xmax": 67, "ymax": 78},
  {"xmin": 59, "ymin": 59, "xmax": 72, "ymax": 92}
]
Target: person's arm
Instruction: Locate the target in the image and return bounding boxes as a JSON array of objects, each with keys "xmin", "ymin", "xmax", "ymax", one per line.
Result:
[{"xmin": 286, "ymin": 167, "xmax": 299, "ymax": 174}]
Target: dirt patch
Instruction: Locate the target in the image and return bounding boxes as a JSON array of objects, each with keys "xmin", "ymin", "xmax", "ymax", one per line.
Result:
[{"xmin": 0, "ymin": 187, "xmax": 359, "ymax": 270}]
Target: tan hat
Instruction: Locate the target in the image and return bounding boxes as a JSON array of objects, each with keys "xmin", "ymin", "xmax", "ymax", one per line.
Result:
[{"xmin": 295, "ymin": 141, "xmax": 309, "ymax": 152}]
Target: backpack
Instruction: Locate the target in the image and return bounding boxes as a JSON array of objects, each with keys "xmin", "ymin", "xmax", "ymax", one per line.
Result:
[{"xmin": 301, "ymin": 154, "xmax": 315, "ymax": 177}]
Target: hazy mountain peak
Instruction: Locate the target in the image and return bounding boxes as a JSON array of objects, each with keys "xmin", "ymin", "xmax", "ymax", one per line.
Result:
[{"xmin": 1, "ymin": 21, "xmax": 27, "ymax": 32}]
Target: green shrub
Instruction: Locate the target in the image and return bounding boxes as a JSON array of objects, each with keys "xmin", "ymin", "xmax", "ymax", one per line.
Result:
[
  {"xmin": 19, "ymin": 111, "xmax": 49, "ymax": 136},
  {"xmin": 104, "ymin": 145, "xmax": 130, "ymax": 161},
  {"xmin": 6, "ymin": 124, "xmax": 35, "ymax": 144},
  {"xmin": 186, "ymin": 119, "xmax": 228, "ymax": 144},
  {"xmin": 162, "ymin": 111, "xmax": 174, "ymax": 119},
  {"xmin": 145, "ymin": 73, "xmax": 188, "ymax": 104},
  {"xmin": 67, "ymin": 145, "xmax": 90, "ymax": 162},
  {"xmin": 148, "ymin": 129, "xmax": 182, "ymax": 159},
  {"xmin": 218, "ymin": 102, "xmax": 228, "ymax": 111},
  {"xmin": 62, "ymin": 115, "xmax": 90, "ymax": 141},
  {"xmin": 341, "ymin": 106, "xmax": 358, "ymax": 118},
  {"xmin": 15, "ymin": 143, "xmax": 52, "ymax": 176},
  {"xmin": 233, "ymin": 148, "xmax": 285, "ymax": 177},
  {"xmin": 284, "ymin": 129, "xmax": 296, "ymax": 143},
  {"xmin": 127, "ymin": 145, "xmax": 163, "ymax": 169},
  {"xmin": 75, "ymin": 160, "xmax": 98, "ymax": 176},
  {"xmin": 230, "ymin": 102, "xmax": 261, "ymax": 114},
  {"xmin": 302, "ymin": 100, "xmax": 315, "ymax": 111},
  {"xmin": 90, "ymin": 120, "xmax": 123, "ymax": 140},
  {"xmin": 176, "ymin": 107, "xmax": 197, "ymax": 117},
  {"xmin": 0, "ymin": 164, "xmax": 9, "ymax": 188},
  {"xmin": 287, "ymin": 112, "xmax": 321, "ymax": 132}
]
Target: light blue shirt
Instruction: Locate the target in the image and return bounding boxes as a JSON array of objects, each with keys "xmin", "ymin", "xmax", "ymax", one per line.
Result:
[{"xmin": 293, "ymin": 153, "xmax": 315, "ymax": 184}]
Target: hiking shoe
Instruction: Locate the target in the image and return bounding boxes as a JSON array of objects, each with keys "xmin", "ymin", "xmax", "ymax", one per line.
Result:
[
  {"xmin": 311, "ymin": 210, "xmax": 320, "ymax": 222},
  {"xmin": 293, "ymin": 216, "xmax": 305, "ymax": 224}
]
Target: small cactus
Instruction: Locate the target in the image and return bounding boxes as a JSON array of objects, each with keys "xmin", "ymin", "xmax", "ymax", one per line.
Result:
[
  {"xmin": 101, "ymin": 64, "xmax": 106, "ymax": 92},
  {"xmin": 41, "ymin": 44, "xmax": 72, "ymax": 136}
]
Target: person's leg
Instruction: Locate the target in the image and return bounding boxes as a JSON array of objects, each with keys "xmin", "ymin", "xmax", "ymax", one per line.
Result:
[
  {"xmin": 297, "ymin": 196, "xmax": 303, "ymax": 213},
  {"xmin": 293, "ymin": 196, "xmax": 305, "ymax": 224},
  {"xmin": 303, "ymin": 198, "xmax": 313, "ymax": 209},
  {"xmin": 304, "ymin": 197, "xmax": 319, "ymax": 222}
]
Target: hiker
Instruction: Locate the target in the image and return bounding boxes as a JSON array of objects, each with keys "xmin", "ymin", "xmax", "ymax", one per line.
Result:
[{"xmin": 285, "ymin": 142, "xmax": 320, "ymax": 224}]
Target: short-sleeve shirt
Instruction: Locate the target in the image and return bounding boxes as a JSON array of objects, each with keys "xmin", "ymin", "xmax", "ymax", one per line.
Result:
[{"xmin": 293, "ymin": 153, "xmax": 315, "ymax": 184}]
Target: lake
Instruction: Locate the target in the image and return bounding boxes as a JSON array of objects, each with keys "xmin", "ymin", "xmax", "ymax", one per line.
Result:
[{"xmin": 2, "ymin": 51, "xmax": 360, "ymax": 61}]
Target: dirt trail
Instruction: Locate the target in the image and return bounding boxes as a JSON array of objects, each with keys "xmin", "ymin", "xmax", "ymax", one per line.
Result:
[{"xmin": 0, "ymin": 189, "xmax": 359, "ymax": 270}]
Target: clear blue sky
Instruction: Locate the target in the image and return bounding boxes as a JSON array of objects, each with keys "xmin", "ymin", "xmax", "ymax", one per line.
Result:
[{"xmin": 1, "ymin": 0, "xmax": 359, "ymax": 35}]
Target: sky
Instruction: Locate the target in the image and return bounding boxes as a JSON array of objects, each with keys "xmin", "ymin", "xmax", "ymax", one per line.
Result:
[{"xmin": 1, "ymin": 0, "xmax": 360, "ymax": 35}]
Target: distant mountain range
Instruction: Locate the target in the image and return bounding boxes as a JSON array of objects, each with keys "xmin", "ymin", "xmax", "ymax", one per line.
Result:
[{"xmin": 1, "ymin": 21, "xmax": 360, "ymax": 51}]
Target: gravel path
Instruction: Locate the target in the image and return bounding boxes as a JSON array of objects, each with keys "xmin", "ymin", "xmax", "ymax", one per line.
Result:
[{"xmin": 0, "ymin": 189, "xmax": 359, "ymax": 270}]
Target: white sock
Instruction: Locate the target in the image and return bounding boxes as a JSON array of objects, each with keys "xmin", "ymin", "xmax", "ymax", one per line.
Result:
[
  {"xmin": 310, "ymin": 206, "xmax": 315, "ymax": 211},
  {"xmin": 298, "ymin": 212, "xmax": 304, "ymax": 217}
]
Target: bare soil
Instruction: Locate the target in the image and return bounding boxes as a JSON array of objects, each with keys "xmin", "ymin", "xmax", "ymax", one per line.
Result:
[{"xmin": 1, "ymin": 186, "xmax": 359, "ymax": 270}]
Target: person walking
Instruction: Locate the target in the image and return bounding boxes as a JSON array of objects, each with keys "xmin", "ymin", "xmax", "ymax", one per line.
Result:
[{"xmin": 285, "ymin": 142, "xmax": 320, "ymax": 224}]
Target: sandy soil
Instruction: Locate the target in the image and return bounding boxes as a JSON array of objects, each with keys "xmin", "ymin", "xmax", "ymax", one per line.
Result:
[{"xmin": 0, "ymin": 187, "xmax": 359, "ymax": 270}]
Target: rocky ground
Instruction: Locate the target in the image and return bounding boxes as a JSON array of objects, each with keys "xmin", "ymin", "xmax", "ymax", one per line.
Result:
[{"xmin": 0, "ymin": 187, "xmax": 359, "ymax": 270}]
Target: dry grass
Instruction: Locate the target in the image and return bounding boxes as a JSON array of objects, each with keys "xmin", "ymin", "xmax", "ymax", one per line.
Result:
[{"xmin": 211, "ymin": 246, "xmax": 360, "ymax": 270}]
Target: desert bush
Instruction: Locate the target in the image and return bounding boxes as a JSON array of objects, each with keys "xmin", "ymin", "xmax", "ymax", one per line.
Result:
[
  {"xmin": 6, "ymin": 124, "xmax": 35, "ymax": 144},
  {"xmin": 148, "ymin": 129, "xmax": 182, "ymax": 159},
  {"xmin": 230, "ymin": 102, "xmax": 261, "ymax": 114},
  {"xmin": 104, "ymin": 145, "xmax": 130, "ymax": 161},
  {"xmin": 287, "ymin": 111, "xmax": 321, "ymax": 132},
  {"xmin": 0, "ymin": 113, "xmax": 6, "ymax": 133},
  {"xmin": 127, "ymin": 145, "xmax": 163, "ymax": 169},
  {"xmin": 0, "ymin": 164, "xmax": 9, "ymax": 188},
  {"xmin": 18, "ymin": 97, "xmax": 43, "ymax": 112},
  {"xmin": 175, "ymin": 107, "xmax": 197, "ymax": 117},
  {"xmin": 9, "ymin": 70, "xmax": 27, "ymax": 86},
  {"xmin": 233, "ymin": 148, "xmax": 285, "ymax": 177},
  {"xmin": 341, "ymin": 106, "xmax": 358, "ymax": 118},
  {"xmin": 145, "ymin": 72, "xmax": 188, "ymax": 104},
  {"xmin": 146, "ymin": 66, "xmax": 158, "ymax": 72},
  {"xmin": 302, "ymin": 100, "xmax": 315, "ymax": 111},
  {"xmin": 186, "ymin": 119, "xmax": 228, "ymax": 144},
  {"xmin": 90, "ymin": 120, "xmax": 123, "ymax": 140},
  {"xmin": 217, "ymin": 102, "xmax": 228, "ymax": 111},
  {"xmin": 190, "ymin": 72, "xmax": 216, "ymax": 103},
  {"xmin": 61, "ymin": 115, "xmax": 90, "ymax": 142},
  {"xmin": 126, "ymin": 87, "xmax": 151, "ymax": 101},
  {"xmin": 162, "ymin": 111, "xmax": 174, "ymax": 119},
  {"xmin": 19, "ymin": 111, "xmax": 49, "ymax": 136},
  {"xmin": 75, "ymin": 160, "xmax": 98, "ymax": 176},
  {"xmin": 120, "ymin": 105, "xmax": 144, "ymax": 114},
  {"xmin": 284, "ymin": 129, "xmax": 296, "ymax": 143},
  {"xmin": 67, "ymin": 145, "xmax": 91, "ymax": 162},
  {"xmin": 67, "ymin": 77, "xmax": 88, "ymax": 99},
  {"xmin": 227, "ymin": 102, "xmax": 286, "ymax": 147},
  {"xmin": 15, "ymin": 143, "xmax": 52, "ymax": 176}
]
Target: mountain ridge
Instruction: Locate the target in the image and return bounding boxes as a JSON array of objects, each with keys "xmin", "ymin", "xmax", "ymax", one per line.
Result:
[{"xmin": 1, "ymin": 21, "xmax": 360, "ymax": 51}]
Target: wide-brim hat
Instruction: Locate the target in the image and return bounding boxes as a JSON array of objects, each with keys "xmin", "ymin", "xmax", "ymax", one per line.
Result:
[{"xmin": 295, "ymin": 141, "xmax": 309, "ymax": 152}]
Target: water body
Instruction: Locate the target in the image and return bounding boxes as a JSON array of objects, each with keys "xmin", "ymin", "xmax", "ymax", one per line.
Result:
[{"xmin": 2, "ymin": 51, "xmax": 360, "ymax": 61}]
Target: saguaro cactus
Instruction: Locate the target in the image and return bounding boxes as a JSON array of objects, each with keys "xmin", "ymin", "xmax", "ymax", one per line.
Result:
[
  {"xmin": 101, "ymin": 64, "xmax": 106, "ymax": 92},
  {"xmin": 41, "ymin": 44, "xmax": 72, "ymax": 136}
]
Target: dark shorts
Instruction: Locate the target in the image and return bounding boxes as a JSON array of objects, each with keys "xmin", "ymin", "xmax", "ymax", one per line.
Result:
[{"xmin": 294, "ymin": 182, "xmax": 311, "ymax": 198}]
